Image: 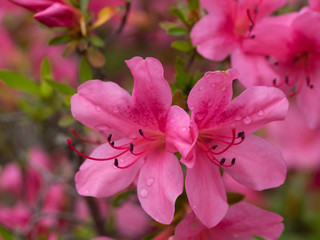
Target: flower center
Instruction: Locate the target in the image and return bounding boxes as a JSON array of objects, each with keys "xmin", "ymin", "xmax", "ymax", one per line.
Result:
[
  {"xmin": 196, "ymin": 128, "xmax": 245, "ymax": 167},
  {"xmin": 234, "ymin": 5, "xmax": 258, "ymax": 39},
  {"xmin": 67, "ymin": 129, "xmax": 164, "ymax": 169}
]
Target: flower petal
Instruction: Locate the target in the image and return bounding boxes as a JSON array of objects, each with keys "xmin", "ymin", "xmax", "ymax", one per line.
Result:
[
  {"xmin": 188, "ymin": 69, "xmax": 238, "ymax": 129},
  {"xmin": 8, "ymin": 0, "xmax": 62, "ymax": 12},
  {"xmin": 126, "ymin": 57, "xmax": 172, "ymax": 130},
  {"xmin": 137, "ymin": 150, "xmax": 183, "ymax": 224},
  {"xmin": 75, "ymin": 142, "xmax": 143, "ymax": 198},
  {"xmin": 185, "ymin": 149, "xmax": 228, "ymax": 228},
  {"xmin": 71, "ymin": 80, "xmax": 139, "ymax": 136},
  {"xmin": 174, "ymin": 211, "xmax": 206, "ymax": 240},
  {"xmin": 221, "ymin": 86, "xmax": 288, "ymax": 134},
  {"xmin": 216, "ymin": 202, "xmax": 284, "ymax": 239},
  {"xmin": 223, "ymin": 135, "xmax": 287, "ymax": 190},
  {"xmin": 191, "ymin": 14, "xmax": 236, "ymax": 61}
]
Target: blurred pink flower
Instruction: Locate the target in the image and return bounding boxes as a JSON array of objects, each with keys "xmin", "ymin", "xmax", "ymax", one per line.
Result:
[
  {"xmin": 179, "ymin": 69, "xmax": 288, "ymax": 227},
  {"xmin": 174, "ymin": 202, "xmax": 284, "ymax": 240},
  {"xmin": 265, "ymin": 101, "xmax": 320, "ymax": 169},
  {"xmin": 8, "ymin": 0, "xmax": 65, "ymax": 12},
  {"xmin": 70, "ymin": 57, "xmax": 190, "ymax": 224}
]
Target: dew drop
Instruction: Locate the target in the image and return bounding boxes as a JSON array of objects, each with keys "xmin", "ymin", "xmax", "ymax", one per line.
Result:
[
  {"xmin": 95, "ymin": 105, "xmax": 101, "ymax": 111},
  {"xmin": 199, "ymin": 86, "xmax": 203, "ymax": 91},
  {"xmin": 211, "ymin": 83, "xmax": 215, "ymax": 88},
  {"xmin": 113, "ymin": 107, "xmax": 119, "ymax": 113},
  {"xmin": 139, "ymin": 188, "xmax": 148, "ymax": 198},
  {"xmin": 235, "ymin": 116, "xmax": 241, "ymax": 121},
  {"xmin": 230, "ymin": 123, "xmax": 236, "ymax": 128},
  {"xmin": 243, "ymin": 116, "xmax": 252, "ymax": 124},
  {"xmin": 258, "ymin": 110, "xmax": 264, "ymax": 117},
  {"xmin": 182, "ymin": 127, "xmax": 187, "ymax": 132},
  {"xmin": 146, "ymin": 178, "xmax": 154, "ymax": 186},
  {"xmin": 193, "ymin": 205, "xmax": 197, "ymax": 209}
]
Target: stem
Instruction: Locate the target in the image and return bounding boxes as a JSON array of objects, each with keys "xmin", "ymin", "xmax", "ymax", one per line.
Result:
[
  {"xmin": 185, "ymin": 50, "xmax": 197, "ymax": 72},
  {"xmin": 85, "ymin": 197, "xmax": 109, "ymax": 236},
  {"xmin": 105, "ymin": 2, "xmax": 131, "ymax": 45}
]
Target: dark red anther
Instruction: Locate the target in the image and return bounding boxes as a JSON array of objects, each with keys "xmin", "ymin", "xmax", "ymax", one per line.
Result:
[
  {"xmin": 285, "ymin": 75, "xmax": 289, "ymax": 84},
  {"xmin": 273, "ymin": 78, "xmax": 277, "ymax": 86},
  {"xmin": 114, "ymin": 158, "xmax": 119, "ymax": 166},
  {"xmin": 108, "ymin": 134, "xmax": 112, "ymax": 142},
  {"xmin": 130, "ymin": 143, "xmax": 134, "ymax": 152},
  {"xmin": 220, "ymin": 158, "xmax": 226, "ymax": 165},
  {"xmin": 212, "ymin": 145, "xmax": 218, "ymax": 150},
  {"xmin": 138, "ymin": 129, "xmax": 143, "ymax": 136},
  {"xmin": 231, "ymin": 158, "xmax": 236, "ymax": 165}
]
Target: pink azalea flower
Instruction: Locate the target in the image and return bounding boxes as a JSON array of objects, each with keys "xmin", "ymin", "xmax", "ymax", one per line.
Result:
[
  {"xmin": 309, "ymin": 0, "xmax": 320, "ymax": 11},
  {"xmin": 8, "ymin": 0, "xmax": 65, "ymax": 12},
  {"xmin": 265, "ymin": 101, "xmax": 320, "ymax": 169},
  {"xmin": 191, "ymin": 0, "xmax": 286, "ymax": 61},
  {"xmin": 174, "ymin": 202, "xmax": 284, "ymax": 240},
  {"xmin": 179, "ymin": 69, "xmax": 288, "ymax": 228},
  {"xmin": 69, "ymin": 57, "xmax": 190, "ymax": 224}
]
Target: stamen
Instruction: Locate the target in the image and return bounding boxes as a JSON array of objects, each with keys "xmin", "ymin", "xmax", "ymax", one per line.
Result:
[
  {"xmin": 254, "ymin": 5, "xmax": 258, "ymax": 14},
  {"xmin": 231, "ymin": 158, "xmax": 236, "ymax": 165},
  {"xmin": 138, "ymin": 129, "xmax": 157, "ymax": 141},
  {"xmin": 108, "ymin": 134, "xmax": 112, "ymax": 142},
  {"xmin": 220, "ymin": 158, "xmax": 226, "ymax": 165},
  {"xmin": 114, "ymin": 158, "xmax": 119, "ymax": 166},
  {"xmin": 250, "ymin": 35, "xmax": 255, "ymax": 39},
  {"xmin": 67, "ymin": 138, "xmax": 129, "ymax": 161},
  {"xmin": 130, "ymin": 143, "xmax": 134, "ymax": 152},
  {"xmin": 212, "ymin": 145, "xmax": 218, "ymax": 150},
  {"xmin": 113, "ymin": 154, "xmax": 145, "ymax": 169},
  {"xmin": 273, "ymin": 78, "xmax": 277, "ymax": 86},
  {"xmin": 70, "ymin": 128, "xmax": 99, "ymax": 145},
  {"xmin": 285, "ymin": 75, "xmax": 289, "ymax": 85}
]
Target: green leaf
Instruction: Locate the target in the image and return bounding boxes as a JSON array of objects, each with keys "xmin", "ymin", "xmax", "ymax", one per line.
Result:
[
  {"xmin": 227, "ymin": 192, "xmax": 245, "ymax": 205},
  {"xmin": 40, "ymin": 80, "xmax": 53, "ymax": 98},
  {"xmin": 46, "ymin": 80, "xmax": 76, "ymax": 95},
  {"xmin": 170, "ymin": 8, "xmax": 188, "ymax": 25},
  {"xmin": 89, "ymin": 35, "xmax": 105, "ymax": 47},
  {"xmin": 159, "ymin": 21, "xmax": 178, "ymax": 31},
  {"xmin": 175, "ymin": 58, "xmax": 190, "ymax": 89},
  {"xmin": 0, "ymin": 226, "xmax": 14, "ymax": 240},
  {"xmin": 58, "ymin": 114, "xmax": 76, "ymax": 128},
  {"xmin": 168, "ymin": 27, "xmax": 188, "ymax": 36},
  {"xmin": 171, "ymin": 40, "xmax": 194, "ymax": 52},
  {"xmin": 80, "ymin": 0, "xmax": 90, "ymax": 13},
  {"xmin": 80, "ymin": 57, "xmax": 93, "ymax": 83},
  {"xmin": 0, "ymin": 71, "xmax": 40, "ymax": 95},
  {"xmin": 41, "ymin": 57, "xmax": 53, "ymax": 80},
  {"xmin": 49, "ymin": 34, "xmax": 72, "ymax": 45},
  {"xmin": 188, "ymin": 0, "xmax": 200, "ymax": 10}
]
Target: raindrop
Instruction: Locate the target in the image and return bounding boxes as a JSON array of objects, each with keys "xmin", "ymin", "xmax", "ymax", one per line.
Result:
[
  {"xmin": 95, "ymin": 105, "xmax": 101, "ymax": 111},
  {"xmin": 211, "ymin": 83, "xmax": 215, "ymax": 88},
  {"xmin": 146, "ymin": 178, "xmax": 154, "ymax": 186},
  {"xmin": 182, "ymin": 127, "xmax": 187, "ymax": 132},
  {"xmin": 199, "ymin": 86, "xmax": 203, "ymax": 91},
  {"xmin": 139, "ymin": 188, "xmax": 148, "ymax": 198},
  {"xmin": 258, "ymin": 110, "xmax": 264, "ymax": 117},
  {"xmin": 193, "ymin": 205, "xmax": 197, "ymax": 209},
  {"xmin": 243, "ymin": 116, "xmax": 252, "ymax": 124},
  {"xmin": 235, "ymin": 116, "xmax": 241, "ymax": 121}
]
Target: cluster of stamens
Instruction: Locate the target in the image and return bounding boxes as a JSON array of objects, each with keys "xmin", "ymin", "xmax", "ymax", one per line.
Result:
[
  {"xmin": 246, "ymin": 5, "xmax": 258, "ymax": 39},
  {"xmin": 197, "ymin": 128, "xmax": 245, "ymax": 168},
  {"xmin": 67, "ymin": 129, "xmax": 157, "ymax": 169}
]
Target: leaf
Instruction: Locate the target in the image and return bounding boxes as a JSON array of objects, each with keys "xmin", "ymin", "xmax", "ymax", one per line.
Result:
[
  {"xmin": 86, "ymin": 47, "xmax": 105, "ymax": 68},
  {"xmin": 80, "ymin": 0, "xmax": 90, "ymax": 14},
  {"xmin": 80, "ymin": 57, "xmax": 93, "ymax": 83},
  {"xmin": 159, "ymin": 21, "xmax": 178, "ymax": 31},
  {"xmin": 46, "ymin": 80, "xmax": 76, "ymax": 95},
  {"xmin": 49, "ymin": 34, "xmax": 72, "ymax": 45},
  {"xmin": 227, "ymin": 192, "xmax": 245, "ymax": 205},
  {"xmin": 58, "ymin": 114, "xmax": 76, "ymax": 127},
  {"xmin": 170, "ymin": 8, "xmax": 188, "ymax": 25},
  {"xmin": 92, "ymin": 7, "xmax": 119, "ymax": 29},
  {"xmin": 89, "ymin": 35, "xmax": 105, "ymax": 47},
  {"xmin": 41, "ymin": 57, "xmax": 53, "ymax": 80},
  {"xmin": 0, "ymin": 71, "xmax": 40, "ymax": 95},
  {"xmin": 188, "ymin": 0, "xmax": 200, "ymax": 11},
  {"xmin": 168, "ymin": 27, "xmax": 188, "ymax": 36},
  {"xmin": 40, "ymin": 80, "xmax": 53, "ymax": 98},
  {"xmin": 171, "ymin": 40, "xmax": 194, "ymax": 52},
  {"xmin": 0, "ymin": 226, "xmax": 14, "ymax": 240}
]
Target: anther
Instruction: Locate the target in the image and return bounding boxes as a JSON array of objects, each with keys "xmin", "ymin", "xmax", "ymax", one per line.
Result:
[
  {"xmin": 114, "ymin": 158, "xmax": 119, "ymax": 166},
  {"xmin": 254, "ymin": 5, "xmax": 258, "ymax": 14},
  {"xmin": 310, "ymin": 84, "xmax": 314, "ymax": 89},
  {"xmin": 273, "ymin": 78, "xmax": 277, "ymax": 86},
  {"xmin": 138, "ymin": 129, "xmax": 143, "ymax": 136},
  {"xmin": 265, "ymin": 55, "xmax": 270, "ymax": 60},
  {"xmin": 237, "ymin": 131, "xmax": 245, "ymax": 140},
  {"xmin": 231, "ymin": 158, "xmax": 236, "ymax": 165},
  {"xmin": 220, "ymin": 158, "xmax": 226, "ymax": 165},
  {"xmin": 108, "ymin": 134, "xmax": 112, "ymax": 142},
  {"xmin": 285, "ymin": 75, "xmax": 289, "ymax": 84},
  {"xmin": 274, "ymin": 61, "xmax": 279, "ymax": 65},
  {"xmin": 130, "ymin": 143, "xmax": 134, "ymax": 152},
  {"xmin": 111, "ymin": 141, "xmax": 115, "ymax": 146},
  {"xmin": 306, "ymin": 76, "xmax": 310, "ymax": 85},
  {"xmin": 250, "ymin": 35, "xmax": 255, "ymax": 39},
  {"xmin": 212, "ymin": 145, "xmax": 218, "ymax": 150}
]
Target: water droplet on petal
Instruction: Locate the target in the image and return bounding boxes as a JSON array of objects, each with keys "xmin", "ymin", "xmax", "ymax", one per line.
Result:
[
  {"xmin": 113, "ymin": 107, "xmax": 119, "ymax": 113},
  {"xmin": 146, "ymin": 178, "xmax": 154, "ymax": 186},
  {"xmin": 243, "ymin": 116, "xmax": 252, "ymax": 124},
  {"xmin": 211, "ymin": 83, "xmax": 215, "ymax": 88},
  {"xmin": 258, "ymin": 110, "xmax": 264, "ymax": 117},
  {"xmin": 193, "ymin": 205, "xmax": 197, "ymax": 209},
  {"xmin": 182, "ymin": 127, "xmax": 187, "ymax": 132},
  {"xmin": 95, "ymin": 105, "xmax": 101, "ymax": 111},
  {"xmin": 199, "ymin": 86, "xmax": 203, "ymax": 91},
  {"xmin": 235, "ymin": 116, "xmax": 241, "ymax": 121},
  {"xmin": 230, "ymin": 123, "xmax": 236, "ymax": 128},
  {"xmin": 139, "ymin": 188, "xmax": 148, "ymax": 198},
  {"xmin": 190, "ymin": 106, "xmax": 194, "ymax": 111},
  {"xmin": 170, "ymin": 118, "xmax": 175, "ymax": 123}
]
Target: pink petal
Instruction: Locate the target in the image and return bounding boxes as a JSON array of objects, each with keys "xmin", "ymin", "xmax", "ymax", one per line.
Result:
[
  {"xmin": 185, "ymin": 149, "xmax": 228, "ymax": 228},
  {"xmin": 34, "ymin": 3, "xmax": 79, "ymax": 28},
  {"xmin": 187, "ymin": 69, "xmax": 238, "ymax": 129},
  {"xmin": 221, "ymin": 86, "xmax": 288, "ymax": 134},
  {"xmin": 0, "ymin": 163, "xmax": 22, "ymax": 196},
  {"xmin": 8, "ymin": 0, "xmax": 62, "ymax": 12},
  {"xmin": 309, "ymin": 0, "xmax": 320, "ymax": 11},
  {"xmin": 75, "ymin": 142, "xmax": 143, "ymax": 198},
  {"xmin": 71, "ymin": 80, "xmax": 138, "ymax": 136},
  {"xmin": 126, "ymin": 57, "xmax": 172, "ymax": 131},
  {"xmin": 231, "ymin": 48, "xmax": 279, "ymax": 88},
  {"xmin": 165, "ymin": 105, "xmax": 192, "ymax": 158},
  {"xmin": 252, "ymin": 0, "xmax": 287, "ymax": 19},
  {"xmin": 137, "ymin": 150, "xmax": 183, "ymax": 224},
  {"xmin": 174, "ymin": 211, "xmax": 206, "ymax": 240},
  {"xmin": 223, "ymin": 135, "xmax": 287, "ymax": 190},
  {"xmin": 216, "ymin": 202, "xmax": 284, "ymax": 239},
  {"xmin": 191, "ymin": 14, "xmax": 236, "ymax": 61}
]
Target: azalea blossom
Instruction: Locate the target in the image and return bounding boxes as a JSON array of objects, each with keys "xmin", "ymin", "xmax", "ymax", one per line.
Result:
[
  {"xmin": 178, "ymin": 69, "xmax": 288, "ymax": 227},
  {"xmin": 69, "ymin": 57, "xmax": 191, "ymax": 224},
  {"xmin": 174, "ymin": 202, "xmax": 284, "ymax": 240}
]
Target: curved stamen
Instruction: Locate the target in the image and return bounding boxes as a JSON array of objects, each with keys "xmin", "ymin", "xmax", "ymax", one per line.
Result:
[
  {"xmin": 114, "ymin": 153, "xmax": 144, "ymax": 169},
  {"xmin": 138, "ymin": 129, "xmax": 157, "ymax": 141},
  {"xmin": 67, "ymin": 138, "xmax": 129, "ymax": 161},
  {"xmin": 70, "ymin": 128, "xmax": 99, "ymax": 145}
]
